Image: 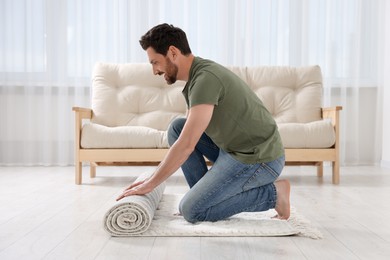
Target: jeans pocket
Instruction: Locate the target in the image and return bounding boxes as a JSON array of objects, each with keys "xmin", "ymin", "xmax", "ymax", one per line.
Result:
[{"xmin": 242, "ymin": 160, "xmax": 282, "ymax": 192}]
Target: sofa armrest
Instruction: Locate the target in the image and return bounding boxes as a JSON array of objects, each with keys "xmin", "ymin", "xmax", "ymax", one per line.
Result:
[
  {"xmin": 72, "ymin": 106, "xmax": 92, "ymax": 119},
  {"xmin": 73, "ymin": 107, "xmax": 93, "ymax": 152},
  {"xmin": 322, "ymin": 106, "xmax": 342, "ymax": 152},
  {"xmin": 322, "ymin": 106, "xmax": 342, "ymax": 127}
]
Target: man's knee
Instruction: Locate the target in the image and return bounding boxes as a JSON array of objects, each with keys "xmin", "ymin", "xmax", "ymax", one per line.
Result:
[
  {"xmin": 179, "ymin": 201, "xmax": 197, "ymax": 223},
  {"xmin": 167, "ymin": 117, "xmax": 186, "ymax": 146},
  {"xmin": 179, "ymin": 195, "xmax": 203, "ymax": 224}
]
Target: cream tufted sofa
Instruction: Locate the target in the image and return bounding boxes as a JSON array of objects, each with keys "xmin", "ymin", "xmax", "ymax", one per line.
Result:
[{"xmin": 73, "ymin": 63, "xmax": 342, "ymax": 185}]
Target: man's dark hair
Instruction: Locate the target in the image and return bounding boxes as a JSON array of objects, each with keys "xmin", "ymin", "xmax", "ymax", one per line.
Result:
[{"xmin": 139, "ymin": 23, "xmax": 192, "ymax": 56}]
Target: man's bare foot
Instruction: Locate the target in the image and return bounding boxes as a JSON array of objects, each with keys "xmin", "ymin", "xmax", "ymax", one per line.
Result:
[{"xmin": 273, "ymin": 179, "xmax": 291, "ymax": 220}]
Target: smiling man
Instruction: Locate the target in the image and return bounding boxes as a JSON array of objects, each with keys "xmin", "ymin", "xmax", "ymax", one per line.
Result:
[{"xmin": 116, "ymin": 23, "xmax": 291, "ymax": 222}]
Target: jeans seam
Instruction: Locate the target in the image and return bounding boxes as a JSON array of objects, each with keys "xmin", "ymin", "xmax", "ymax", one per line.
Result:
[
  {"xmin": 261, "ymin": 162, "xmax": 280, "ymax": 179},
  {"xmin": 271, "ymin": 183, "xmax": 277, "ymax": 208}
]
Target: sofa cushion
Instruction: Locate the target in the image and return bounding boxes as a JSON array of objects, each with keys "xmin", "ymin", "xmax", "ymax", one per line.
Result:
[
  {"xmin": 81, "ymin": 120, "xmax": 335, "ymax": 149},
  {"xmin": 278, "ymin": 120, "xmax": 335, "ymax": 148},
  {"xmin": 91, "ymin": 63, "xmax": 186, "ymax": 130},
  {"xmin": 228, "ymin": 66, "xmax": 323, "ymax": 123},
  {"xmin": 81, "ymin": 123, "xmax": 168, "ymax": 149}
]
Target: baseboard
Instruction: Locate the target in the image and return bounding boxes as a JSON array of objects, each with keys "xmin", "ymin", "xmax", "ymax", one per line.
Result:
[{"xmin": 381, "ymin": 160, "xmax": 390, "ymax": 168}]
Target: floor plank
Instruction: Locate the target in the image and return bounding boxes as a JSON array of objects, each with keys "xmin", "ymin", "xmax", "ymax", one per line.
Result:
[{"xmin": 148, "ymin": 237, "xmax": 201, "ymax": 260}]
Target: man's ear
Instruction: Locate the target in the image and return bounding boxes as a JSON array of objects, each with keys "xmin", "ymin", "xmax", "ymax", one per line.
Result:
[{"xmin": 168, "ymin": 46, "xmax": 179, "ymax": 60}]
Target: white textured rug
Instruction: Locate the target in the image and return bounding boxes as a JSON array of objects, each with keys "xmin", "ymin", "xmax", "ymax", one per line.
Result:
[
  {"xmin": 104, "ymin": 191, "xmax": 322, "ymax": 239},
  {"xmin": 143, "ymin": 194, "xmax": 322, "ymax": 239}
]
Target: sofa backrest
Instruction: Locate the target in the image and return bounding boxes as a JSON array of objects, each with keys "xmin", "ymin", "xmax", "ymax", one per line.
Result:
[
  {"xmin": 228, "ymin": 65, "xmax": 323, "ymax": 123},
  {"xmin": 91, "ymin": 62, "xmax": 187, "ymax": 130},
  {"xmin": 91, "ymin": 63, "xmax": 322, "ymax": 130}
]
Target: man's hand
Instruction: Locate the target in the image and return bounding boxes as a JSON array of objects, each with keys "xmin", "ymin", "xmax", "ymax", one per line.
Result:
[
  {"xmin": 116, "ymin": 104, "xmax": 214, "ymax": 202},
  {"xmin": 116, "ymin": 178, "xmax": 154, "ymax": 201}
]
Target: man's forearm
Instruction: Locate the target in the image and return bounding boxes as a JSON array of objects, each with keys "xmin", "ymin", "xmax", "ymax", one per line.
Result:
[
  {"xmin": 148, "ymin": 140, "xmax": 194, "ymax": 187},
  {"xmin": 148, "ymin": 104, "xmax": 214, "ymax": 189}
]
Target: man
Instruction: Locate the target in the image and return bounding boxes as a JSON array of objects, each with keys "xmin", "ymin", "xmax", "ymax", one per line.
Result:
[{"xmin": 117, "ymin": 23, "xmax": 291, "ymax": 222}]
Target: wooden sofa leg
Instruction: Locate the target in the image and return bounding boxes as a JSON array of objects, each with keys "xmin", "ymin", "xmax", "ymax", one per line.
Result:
[
  {"xmin": 332, "ymin": 161, "xmax": 340, "ymax": 184},
  {"xmin": 90, "ymin": 162, "xmax": 96, "ymax": 178},
  {"xmin": 75, "ymin": 162, "xmax": 82, "ymax": 185},
  {"xmin": 317, "ymin": 162, "xmax": 324, "ymax": 177}
]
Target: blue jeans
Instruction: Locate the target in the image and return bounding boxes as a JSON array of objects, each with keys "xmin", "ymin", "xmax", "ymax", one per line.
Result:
[{"xmin": 167, "ymin": 118, "xmax": 285, "ymax": 223}]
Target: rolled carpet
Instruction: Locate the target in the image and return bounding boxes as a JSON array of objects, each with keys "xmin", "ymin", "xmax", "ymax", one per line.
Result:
[{"xmin": 103, "ymin": 173, "xmax": 166, "ymax": 236}]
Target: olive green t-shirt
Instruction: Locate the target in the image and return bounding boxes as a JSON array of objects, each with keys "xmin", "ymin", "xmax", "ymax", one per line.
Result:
[{"xmin": 182, "ymin": 57, "xmax": 284, "ymax": 164}]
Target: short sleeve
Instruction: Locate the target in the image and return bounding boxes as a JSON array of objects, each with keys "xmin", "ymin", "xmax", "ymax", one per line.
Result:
[{"xmin": 188, "ymin": 72, "xmax": 224, "ymax": 108}]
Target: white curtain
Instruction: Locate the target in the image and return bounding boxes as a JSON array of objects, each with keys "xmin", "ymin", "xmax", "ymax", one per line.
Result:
[{"xmin": 0, "ymin": 0, "xmax": 387, "ymax": 166}]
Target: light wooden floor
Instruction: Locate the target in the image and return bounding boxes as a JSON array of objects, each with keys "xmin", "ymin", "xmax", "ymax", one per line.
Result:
[{"xmin": 0, "ymin": 165, "xmax": 390, "ymax": 260}]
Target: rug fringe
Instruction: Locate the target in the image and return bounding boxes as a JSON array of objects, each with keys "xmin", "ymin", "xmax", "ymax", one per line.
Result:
[{"xmin": 288, "ymin": 208, "xmax": 323, "ymax": 239}]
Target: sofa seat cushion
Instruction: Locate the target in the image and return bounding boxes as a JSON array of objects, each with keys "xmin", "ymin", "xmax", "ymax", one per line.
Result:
[
  {"xmin": 81, "ymin": 123, "xmax": 168, "ymax": 149},
  {"xmin": 81, "ymin": 120, "xmax": 335, "ymax": 150},
  {"xmin": 278, "ymin": 120, "xmax": 336, "ymax": 148}
]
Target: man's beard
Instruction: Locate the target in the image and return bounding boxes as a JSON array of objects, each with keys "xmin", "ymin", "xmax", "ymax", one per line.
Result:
[{"xmin": 164, "ymin": 57, "xmax": 178, "ymax": 85}]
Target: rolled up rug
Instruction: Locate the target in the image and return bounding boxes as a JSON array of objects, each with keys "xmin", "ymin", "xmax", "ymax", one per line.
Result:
[{"xmin": 103, "ymin": 172, "xmax": 166, "ymax": 236}]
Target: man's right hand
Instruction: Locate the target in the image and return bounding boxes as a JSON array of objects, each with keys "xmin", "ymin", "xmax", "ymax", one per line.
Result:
[{"xmin": 116, "ymin": 177, "xmax": 153, "ymax": 201}]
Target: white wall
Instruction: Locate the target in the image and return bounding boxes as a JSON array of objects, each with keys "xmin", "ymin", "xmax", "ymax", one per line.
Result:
[
  {"xmin": 383, "ymin": 84, "xmax": 390, "ymax": 167},
  {"xmin": 381, "ymin": 2, "xmax": 390, "ymax": 168},
  {"xmin": 381, "ymin": 74, "xmax": 390, "ymax": 166},
  {"xmin": 0, "ymin": 86, "xmax": 90, "ymax": 165}
]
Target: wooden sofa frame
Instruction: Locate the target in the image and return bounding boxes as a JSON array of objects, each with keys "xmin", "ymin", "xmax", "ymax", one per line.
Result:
[{"xmin": 73, "ymin": 106, "xmax": 342, "ymax": 185}]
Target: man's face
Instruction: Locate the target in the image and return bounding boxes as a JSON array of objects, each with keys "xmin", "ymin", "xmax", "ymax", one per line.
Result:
[{"xmin": 147, "ymin": 47, "xmax": 178, "ymax": 85}]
